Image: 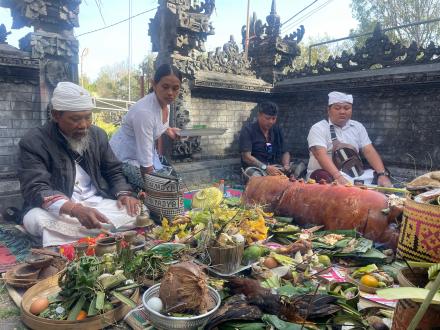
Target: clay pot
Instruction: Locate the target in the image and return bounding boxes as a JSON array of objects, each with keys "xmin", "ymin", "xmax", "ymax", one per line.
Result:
[
  {"xmin": 95, "ymin": 237, "xmax": 118, "ymax": 257},
  {"xmin": 25, "ymin": 255, "xmax": 53, "ymax": 269},
  {"xmin": 136, "ymin": 214, "xmax": 154, "ymax": 227},
  {"xmin": 122, "ymin": 230, "xmax": 137, "ymax": 244},
  {"xmin": 14, "ymin": 264, "xmax": 40, "ymax": 280},
  {"xmin": 74, "ymin": 242, "xmax": 89, "ymax": 257}
]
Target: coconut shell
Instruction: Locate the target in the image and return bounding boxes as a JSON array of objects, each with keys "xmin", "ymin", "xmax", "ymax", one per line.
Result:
[{"xmin": 159, "ymin": 261, "xmax": 214, "ymax": 314}]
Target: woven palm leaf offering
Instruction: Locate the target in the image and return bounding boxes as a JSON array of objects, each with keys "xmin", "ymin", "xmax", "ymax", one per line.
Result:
[
  {"xmin": 192, "ymin": 187, "xmax": 224, "ymax": 209},
  {"xmin": 24, "ymin": 255, "xmax": 138, "ymax": 322}
]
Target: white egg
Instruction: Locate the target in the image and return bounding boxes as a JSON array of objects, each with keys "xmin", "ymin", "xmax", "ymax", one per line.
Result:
[{"xmin": 146, "ymin": 297, "xmax": 163, "ymax": 312}]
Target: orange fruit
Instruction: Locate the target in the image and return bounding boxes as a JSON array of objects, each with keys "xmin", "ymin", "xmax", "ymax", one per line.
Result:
[
  {"xmin": 360, "ymin": 274, "xmax": 379, "ymax": 287},
  {"xmin": 76, "ymin": 310, "xmax": 88, "ymax": 321}
]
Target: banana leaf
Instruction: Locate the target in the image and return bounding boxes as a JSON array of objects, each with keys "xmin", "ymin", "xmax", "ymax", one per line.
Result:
[
  {"xmin": 376, "ymin": 287, "xmax": 440, "ymax": 304},
  {"xmin": 277, "ymin": 283, "xmax": 315, "ymax": 297},
  {"xmin": 218, "ymin": 321, "xmax": 267, "ymax": 330},
  {"xmin": 314, "ymin": 229, "xmax": 358, "ymax": 237},
  {"xmin": 262, "ymin": 314, "xmax": 303, "ymax": 329}
]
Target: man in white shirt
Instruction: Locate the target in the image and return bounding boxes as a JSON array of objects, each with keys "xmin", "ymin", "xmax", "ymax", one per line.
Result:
[
  {"xmin": 18, "ymin": 82, "xmax": 140, "ymax": 246},
  {"xmin": 307, "ymin": 91, "xmax": 392, "ymax": 187}
]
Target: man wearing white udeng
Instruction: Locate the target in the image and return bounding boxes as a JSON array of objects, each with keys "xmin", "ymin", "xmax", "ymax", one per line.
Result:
[
  {"xmin": 18, "ymin": 82, "xmax": 139, "ymax": 247},
  {"xmin": 306, "ymin": 91, "xmax": 392, "ymax": 187}
]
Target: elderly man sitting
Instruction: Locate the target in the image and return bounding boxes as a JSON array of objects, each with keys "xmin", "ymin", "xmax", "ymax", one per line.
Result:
[
  {"xmin": 307, "ymin": 91, "xmax": 392, "ymax": 187},
  {"xmin": 18, "ymin": 82, "xmax": 139, "ymax": 247}
]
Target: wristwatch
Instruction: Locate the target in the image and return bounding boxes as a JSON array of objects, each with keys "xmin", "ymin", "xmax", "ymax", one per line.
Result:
[
  {"xmin": 375, "ymin": 169, "xmax": 390, "ymax": 178},
  {"xmin": 260, "ymin": 164, "xmax": 267, "ymax": 171}
]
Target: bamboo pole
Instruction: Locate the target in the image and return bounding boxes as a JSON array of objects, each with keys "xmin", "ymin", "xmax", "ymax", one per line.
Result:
[{"xmin": 244, "ymin": 0, "xmax": 251, "ymax": 59}]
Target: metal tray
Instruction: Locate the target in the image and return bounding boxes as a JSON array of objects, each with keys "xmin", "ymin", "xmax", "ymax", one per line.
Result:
[{"xmin": 177, "ymin": 128, "xmax": 227, "ymax": 137}]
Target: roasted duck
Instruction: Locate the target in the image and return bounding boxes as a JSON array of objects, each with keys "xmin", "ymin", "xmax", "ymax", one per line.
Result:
[{"xmin": 242, "ymin": 176, "xmax": 402, "ymax": 249}]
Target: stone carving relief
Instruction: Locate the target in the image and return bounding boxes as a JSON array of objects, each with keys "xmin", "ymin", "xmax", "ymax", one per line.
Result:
[
  {"xmin": 241, "ymin": 0, "xmax": 305, "ymax": 82},
  {"xmin": 44, "ymin": 59, "xmax": 69, "ymax": 87},
  {"xmin": 6, "ymin": 0, "xmax": 80, "ymax": 32},
  {"xmin": 174, "ymin": 36, "xmax": 255, "ymax": 77},
  {"xmin": 149, "ymin": 0, "xmax": 215, "ymax": 56},
  {"xmin": 20, "ymin": 32, "xmax": 78, "ymax": 59},
  {"xmin": 285, "ymin": 24, "xmax": 440, "ymax": 79},
  {"xmin": 170, "ymin": 80, "xmax": 201, "ymax": 160},
  {"xmin": 0, "ymin": 23, "xmax": 11, "ymax": 43}
]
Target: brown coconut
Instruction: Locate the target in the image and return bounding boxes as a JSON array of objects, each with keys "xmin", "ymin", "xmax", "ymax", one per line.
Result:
[{"xmin": 159, "ymin": 261, "xmax": 214, "ymax": 314}]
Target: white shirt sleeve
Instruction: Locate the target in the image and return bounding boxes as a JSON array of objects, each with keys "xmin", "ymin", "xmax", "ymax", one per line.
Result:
[
  {"xmin": 132, "ymin": 109, "xmax": 155, "ymax": 168},
  {"xmin": 357, "ymin": 123, "xmax": 372, "ymax": 148},
  {"xmin": 46, "ymin": 199, "xmax": 68, "ymax": 216},
  {"xmin": 307, "ymin": 122, "xmax": 328, "ymax": 149}
]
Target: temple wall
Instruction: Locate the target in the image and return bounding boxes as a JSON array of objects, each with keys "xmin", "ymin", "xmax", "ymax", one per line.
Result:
[
  {"xmin": 0, "ymin": 49, "xmax": 41, "ymax": 212},
  {"xmin": 189, "ymin": 94, "xmax": 260, "ymax": 159},
  {"xmin": 273, "ymin": 64, "xmax": 440, "ymax": 171}
]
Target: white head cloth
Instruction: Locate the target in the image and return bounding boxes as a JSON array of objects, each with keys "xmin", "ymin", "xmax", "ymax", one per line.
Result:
[
  {"xmin": 51, "ymin": 82, "xmax": 95, "ymax": 111},
  {"xmin": 328, "ymin": 91, "xmax": 353, "ymax": 105}
]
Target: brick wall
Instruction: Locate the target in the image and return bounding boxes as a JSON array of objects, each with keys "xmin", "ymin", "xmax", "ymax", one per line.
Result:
[
  {"xmin": 275, "ymin": 85, "xmax": 440, "ymax": 171},
  {"xmin": 189, "ymin": 93, "xmax": 262, "ymax": 159},
  {"xmin": 0, "ymin": 49, "xmax": 41, "ymax": 213},
  {"xmin": 0, "ymin": 83, "xmax": 43, "ymax": 172}
]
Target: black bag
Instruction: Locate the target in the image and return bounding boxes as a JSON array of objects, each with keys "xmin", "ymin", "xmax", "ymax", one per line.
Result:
[{"xmin": 330, "ymin": 124, "xmax": 364, "ymax": 178}]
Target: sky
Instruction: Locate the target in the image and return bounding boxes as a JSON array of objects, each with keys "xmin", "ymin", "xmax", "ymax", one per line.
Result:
[{"xmin": 0, "ymin": 0, "xmax": 359, "ymax": 80}]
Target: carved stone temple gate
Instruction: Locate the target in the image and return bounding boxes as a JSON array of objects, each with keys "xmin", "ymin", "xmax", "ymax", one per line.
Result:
[
  {"xmin": 149, "ymin": 0, "xmax": 440, "ymax": 185},
  {"xmin": 0, "ymin": 0, "xmax": 440, "ymax": 214},
  {"xmin": 0, "ymin": 0, "xmax": 79, "ymax": 213}
]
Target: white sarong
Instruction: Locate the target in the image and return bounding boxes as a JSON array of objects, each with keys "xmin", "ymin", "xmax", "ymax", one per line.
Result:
[{"xmin": 23, "ymin": 198, "xmax": 136, "ymax": 247}]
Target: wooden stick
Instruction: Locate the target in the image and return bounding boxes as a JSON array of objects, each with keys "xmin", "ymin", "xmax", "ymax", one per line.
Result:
[{"xmin": 364, "ymin": 186, "xmax": 407, "ymax": 194}]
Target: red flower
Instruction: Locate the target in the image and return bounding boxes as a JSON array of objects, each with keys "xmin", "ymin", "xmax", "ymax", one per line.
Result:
[{"xmin": 60, "ymin": 244, "xmax": 75, "ymax": 261}]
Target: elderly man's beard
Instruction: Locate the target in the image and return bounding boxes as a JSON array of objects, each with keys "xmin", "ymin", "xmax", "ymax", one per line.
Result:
[{"xmin": 66, "ymin": 131, "xmax": 90, "ymax": 155}]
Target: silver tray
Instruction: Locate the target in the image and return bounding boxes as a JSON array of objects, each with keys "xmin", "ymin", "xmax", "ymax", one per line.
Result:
[
  {"xmin": 177, "ymin": 128, "xmax": 227, "ymax": 137},
  {"xmin": 194, "ymin": 259, "xmax": 252, "ymax": 278}
]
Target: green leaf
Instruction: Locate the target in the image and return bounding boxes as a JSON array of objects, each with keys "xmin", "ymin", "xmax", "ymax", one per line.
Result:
[
  {"xmin": 218, "ymin": 321, "xmax": 267, "ymax": 330},
  {"xmin": 111, "ymin": 291, "xmax": 137, "ymax": 308},
  {"xmin": 376, "ymin": 287, "xmax": 440, "ymax": 304},
  {"xmin": 67, "ymin": 295, "xmax": 86, "ymax": 321},
  {"xmin": 351, "ymin": 264, "xmax": 378, "ymax": 278},
  {"xmin": 95, "ymin": 291, "xmax": 105, "ymax": 310},
  {"xmin": 277, "ymin": 284, "xmax": 314, "ymax": 297},
  {"xmin": 88, "ymin": 295, "xmax": 98, "ymax": 316},
  {"xmin": 428, "ymin": 264, "xmax": 440, "ymax": 280},
  {"xmin": 262, "ymin": 314, "xmax": 303, "ymax": 329}
]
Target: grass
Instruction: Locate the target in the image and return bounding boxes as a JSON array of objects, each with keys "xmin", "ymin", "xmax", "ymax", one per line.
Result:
[
  {"xmin": 0, "ymin": 306, "xmax": 20, "ymax": 319},
  {"xmin": 0, "ymin": 283, "xmax": 20, "ymax": 320}
]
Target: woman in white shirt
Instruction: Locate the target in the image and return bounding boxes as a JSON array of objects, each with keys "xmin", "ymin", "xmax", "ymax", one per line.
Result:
[{"xmin": 110, "ymin": 64, "xmax": 182, "ymax": 189}]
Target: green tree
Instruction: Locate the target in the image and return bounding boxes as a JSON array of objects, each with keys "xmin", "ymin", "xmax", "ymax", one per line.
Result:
[
  {"xmin": 140, "ymin": 53, "xmax": 157, "ymax": 95},
  {"xmin": 292, "ymin": 36, "xmax": 353, "ymax": 70},
  {"xmin": 351, "ymin": 0, "xmax": 440, "ymax": 46},
  {"xmin": 93, "ymin": 61, "xmax": 142, "ymax": 101}
]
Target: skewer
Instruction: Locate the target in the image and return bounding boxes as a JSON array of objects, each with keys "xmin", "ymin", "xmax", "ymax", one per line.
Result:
[{"xmin": 363, "ymin": 186, "xmax": 408, "ymax": 194}]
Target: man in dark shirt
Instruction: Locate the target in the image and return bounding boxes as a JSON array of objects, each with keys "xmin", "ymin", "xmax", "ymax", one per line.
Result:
[{"xmin": 239, "ymin": 101, "xmax": 291, "ymax": 176}]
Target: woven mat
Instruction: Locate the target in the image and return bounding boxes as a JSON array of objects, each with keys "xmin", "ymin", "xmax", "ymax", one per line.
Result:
[
  {"xmin": 0, "ymin": 224, "xmax": 41, "ymax": 273},
  {"xmin": 124, "ymin": 306, "xmax": 153, "ymax": 330}
]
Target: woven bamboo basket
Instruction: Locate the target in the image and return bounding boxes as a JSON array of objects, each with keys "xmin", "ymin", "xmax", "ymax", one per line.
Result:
[
  {"xmin": 392, "ymin": 267, "xmax": 440, "ymax": 330},
  {"xmin": 143, "ymin": 173, "xmax": 184, "ymax": 220},
  {"xmin": 207, "ymin": 242, "xmax": 244, "ymax": 274},
  {"xmin": 397, "ymin": 197, "xmax": 440, "ymax": 262},
  {"xmin": 21, "ymin": 274, "xmax": 139, "ymax": 330}
]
